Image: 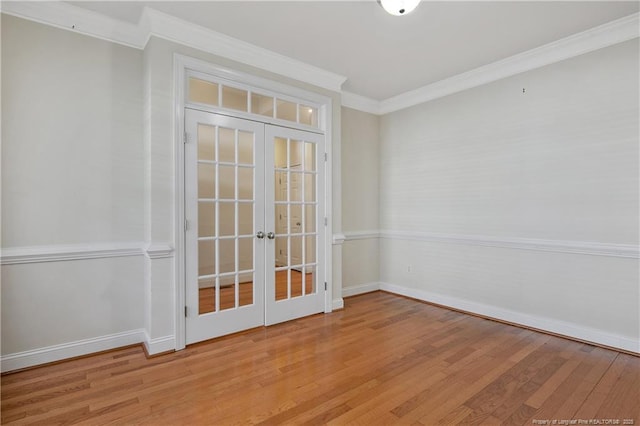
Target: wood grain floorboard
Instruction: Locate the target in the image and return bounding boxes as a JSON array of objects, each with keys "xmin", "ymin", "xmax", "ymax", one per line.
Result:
[{"xmin": 1, "ymin": 291, "xmax": 638, "ymax": 425}]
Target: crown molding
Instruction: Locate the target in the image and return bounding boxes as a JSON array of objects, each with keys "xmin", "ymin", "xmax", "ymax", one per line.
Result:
[
  {"xmin": 378, "ymin": 12, "xmax": 640, "ymax": 114},
  {"xmin": 2, "ymin": 3, "xmax": 636, "ymax": 114},
  {"xmin": 0, "ymin": 1, "xmax": 145, "ymax": 48},
  {"xmin": 341, "ymin": 91, "xmax": 381, "ymax": 115},
  {"xmin": 0, "ymin": 2, "xmax": 347, "ymax": 93}
]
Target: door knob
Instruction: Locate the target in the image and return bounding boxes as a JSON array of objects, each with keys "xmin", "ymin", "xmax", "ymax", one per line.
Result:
[
  {"xmin": 267, "ymin": 232, "xmax": 275, "ymax": 240},
  {"xmin": 256, "ymin": 231, "xmax": 265, "ymax": 239}
]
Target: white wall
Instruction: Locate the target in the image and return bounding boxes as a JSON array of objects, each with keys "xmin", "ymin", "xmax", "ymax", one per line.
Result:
[
  {"xmin": 379, "ymin": 39, "xmax": 639, "ymax": 352},
  {"xmin": 340, "ymin": 107, "xmax": 380, "ymax": 295},
  {"xmin": 0, "ymin": 13, "xmax": 343, "ymax": 369},
  {"xmin": 1, "ymin": 15, "xmax": 146, "ymax": 370}
]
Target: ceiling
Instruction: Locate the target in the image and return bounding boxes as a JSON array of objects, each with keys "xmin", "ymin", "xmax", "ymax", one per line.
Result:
[{"xmin": 68, "ymin": 1, "xmax": 639, "ymax": 101}]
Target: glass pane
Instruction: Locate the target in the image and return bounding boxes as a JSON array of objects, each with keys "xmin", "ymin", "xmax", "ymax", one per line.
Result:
[
  {"xmin": 275, "ymin": 269, "xmax": 289, "ymax": 301},
  {"xmin": 306, "ymin": 269, "xmax": 316, "ymax": 295},
  {"xmin": 274, "ymin": 137, "xmax": 287, "ymax": 168},
  {"xmin": 290, "ymin": 236, "xmax": 302, "ymax": 266},
  {"xmin": 275, "ymin": 236, "xmax": 288, "ymax": 267},
  {"xmin": 219, "ymin": 280, "xmax": 236, "ymax": 311},
  {"xmin": 290, "ymin": 204, "xmax": 302, "ymax": 234},
  {"xmin": 276, "ymin": 99, "xmax": 297, "ymax": 121},
  {"xmin": 219, "ymin": 165, "xmax": 235, "ymax": 199},
  {"xmin": 305, "ymin": 173, "xmax": 316, "ymax": 203},
  {"xmin": 290, "ymin": 173, "xmax": 303, "ymax": 202},
  {"xmin": 290, "ymin": 139, "xmax": 303, "ymax": 169},
  {"xmin": 219, "ymin": 202, "xmax": 235, "ymax": 237},
  {"xmin": 198, "ymin": 240, "xmax": 215, "ymax": 276},
  {"xmin": 239, "ymin": 272, "xmax": 253, "ymax": 307},
  {"xmin": 298, "ymin": 105, "xmax": 318, "ymax": 127},
  {"xmin": 197, "ymin": 124, "xmax": 216, "ymax": 161},
  {"xmin": 275, "ymin": 204, "xmax": 287, "ymax": 234},
  {"xmin": 275, "ymin": 172, "xmax": 287, "ymax": 202},
  {"xmin": 222, "ymin": 85, "xmax": 248, "ymax": 111},
  {"xmin": 238, "ymin": 237, "xmax": 253, "ymax": 272},
  {"xmin": 238, "ymin": 203, "xmax": 253, "ymax": 236},
  {"xmin": 198, "ymin": 163, "xmax": 215, "ymax": 199},
  {"xmin": 238, "ymin": 131, "xmax": 253, "ymax": 165},
  {"xmin": 251, "ymin": 93, "xmax": 274, "ymax": 117},
  {"xmin": 304, "ymin": 142, "xmax": 316, "ymax": 172},
  {"xmin": 198, "ymin": 202, "xmax": 215, "ymax": 237},
  {"xmin": 219, "ymin": 239, "xmax": 235, "ymax": 274},
  {"xmin": 198, "ymin": 277, "xmax": 216, "ymax": 314},
  {"xmin": 238, "ymin": 167, "xmax": 253, "ymax": 200},
  {"xmin": 189, "ymin": 78, "xmax": 218, "ymax": 105},
  {"xmin": 306, "ymin": 235, "xmax": 316, "ymax": 264},
  {"xmin": 305, "ymin": 205, "xmax": 315, "ymax": 233},
  {"xmin": 219, "ymin": 127, "xmax": 235, "ymax": 163},
  {"xmin": 291, "ymin": 268, "xmax": 303, "ymax": 298}
]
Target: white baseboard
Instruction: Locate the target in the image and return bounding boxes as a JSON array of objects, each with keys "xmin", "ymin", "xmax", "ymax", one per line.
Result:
[
  {"xmin": 0, "ymin": 329, "xmax": 146, "ymax": 373},
  {"xmin": 342, "ymin": 282, "xmax": 381, "ymax": 298},
  {"xmin": 332, "ymin": 298, "xmax": 344, "ymax": 310},
  {"xmin": 143, "ymin": 333, "xmax": 176, "ymax": 356},
  {"xmin": 380, "ymin": 282, "xmax": 639, "ymax": 354}
]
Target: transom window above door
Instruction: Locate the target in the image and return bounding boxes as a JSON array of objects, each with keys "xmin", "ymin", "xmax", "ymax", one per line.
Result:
[{"xmin": 188, "ymin": 76, "xmax": 320, "ymax": 129}]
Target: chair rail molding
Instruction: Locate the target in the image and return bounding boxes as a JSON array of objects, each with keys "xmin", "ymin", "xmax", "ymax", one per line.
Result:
[
  {"xmin": 379, "ymin": 230, "xmax": 639, "ymax": 259},
  {"xmin": 145, "ymin": 244, "xmax": 174, "ymax": 260},
  {"xmin": 0, "ymin": 242, "xmax": 147, "ymax": 265}
]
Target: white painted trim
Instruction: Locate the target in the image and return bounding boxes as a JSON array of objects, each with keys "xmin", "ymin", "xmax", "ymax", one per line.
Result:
[
  {"xmin": 343, "ymin": 230, "xmax": 380, "ymax": 241},
  {"xmin": 145, "ymin": 244, "xmax": 174, "ymax": 259},
  {"xmin": 380, "ymin": 230, "xmax": 639, "ymax": 259},
  {"xmin": 0, "ymin": 242, "xmax": 146, "ymax": 265},
  {"xmin": 341, "ymin": 91, "xmax": 381, "ymax": 115},
  {"xmin": 379, "ymin": 282, "xmax": 639, "ymax": 354},
  {"xmin": 143, "ymin": 333, "xmax": 176, "ymax": 356},
  {"xmin": 332, "ymin": 298, "xmax": 345, "ymax": 310},
  {"xmin": 4, "ymin": 1, "xmax": 636, "ymax": 115},
  {"xmin": 174, "ymin": 55, "xmax": 336, "ymax": 346},
  {"xmin": 342, "ymin": 282, "xmax": 381, "ymax": 298},
  {"xmin": 0, "ymin": 329, "xmax": 145, "ymax": 373},
  {"xmin": 0, "ymin": 2, "xmax": 346, "ymax": 93},
  {"xmin": 379, "ymin": 12, "xmax": 640, "ymax": 114},
  {"xmin": 141, "ymin": 7, "xmax": 346, "ymax": 92},
  {"xmin": 0, "ymin": 1, "xmax": 146, "ymax": 48},
  {"xmin": 332, "ymin": 234, "xmax": 346, "ymax": 245}
]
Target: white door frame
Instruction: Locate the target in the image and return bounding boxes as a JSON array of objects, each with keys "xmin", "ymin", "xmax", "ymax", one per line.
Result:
[{"xmin": 173, "ymin": 54, "xmax": 334, "ymax": 350}]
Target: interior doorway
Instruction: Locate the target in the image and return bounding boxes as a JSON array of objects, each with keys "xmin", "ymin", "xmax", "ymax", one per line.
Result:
[{"xmin": 184, "ymin": 109, "xmax": 325, "ymax": 344}]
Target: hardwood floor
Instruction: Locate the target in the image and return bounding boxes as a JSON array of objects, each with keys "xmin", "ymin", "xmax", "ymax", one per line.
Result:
[{"xmin": 2, "ymin": 291, "xmax": 638, "ymax": 425}]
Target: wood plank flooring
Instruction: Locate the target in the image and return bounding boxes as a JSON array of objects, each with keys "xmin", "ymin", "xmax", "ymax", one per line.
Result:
[{"xmin": 2, "ymin": 291, "xmax": 638, "ymax": 425}]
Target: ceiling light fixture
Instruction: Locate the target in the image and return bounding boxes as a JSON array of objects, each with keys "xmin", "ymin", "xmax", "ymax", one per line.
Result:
[{"xmin": 378, "ymin": 0, "xmax": 420, "ymax": 16}]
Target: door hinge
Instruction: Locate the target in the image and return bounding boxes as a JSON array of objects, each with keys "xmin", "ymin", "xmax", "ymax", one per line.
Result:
[
  {"xmin": 184, "ymin": 219, "xmax": 189, "ymax": 232},
  {"xmin": 184, "ymin": 132, "xmax": 189, "ymax": 144},
  {"xmin": 324, "ymin": 282, "xmax": 327, "ymax": 291},
  {"xmin": 185, "ymin": 306, "xmax": 188, "ymax": 317},
  {"xmin": 324, "ymin": 152, "xmax": 328, "ymax": 162},
  {"xmin": 324, "ymin": 217, "xmax": 328, "ymax": 226}
]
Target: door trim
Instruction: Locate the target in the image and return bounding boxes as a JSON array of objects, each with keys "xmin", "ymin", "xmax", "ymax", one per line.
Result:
[{"xmin": 174, "ymin": 54, "xmax": 334, "ymax": 350}]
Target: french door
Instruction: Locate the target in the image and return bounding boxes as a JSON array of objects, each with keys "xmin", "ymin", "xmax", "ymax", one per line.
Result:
[{"xmin": 185, "ymin": 109, "xmax": 325, "ymax": 344}]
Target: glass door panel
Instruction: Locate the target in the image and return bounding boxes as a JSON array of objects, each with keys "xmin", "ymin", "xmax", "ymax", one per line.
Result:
[
  {"xmin": 265, "ymin": 125, "xmax": 324, "ymax": 326},
  {"xmin": 185, "ymin": 109, "xmax": 265, "ymax": 345}
]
